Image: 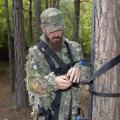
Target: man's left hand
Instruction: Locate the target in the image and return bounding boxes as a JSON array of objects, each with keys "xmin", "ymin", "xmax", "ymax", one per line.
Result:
[{"xmin": 66, "ymin": 67, "xmax": 81, "ymax": 83}]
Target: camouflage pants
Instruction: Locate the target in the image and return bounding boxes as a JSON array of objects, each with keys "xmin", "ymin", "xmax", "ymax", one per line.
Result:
[
  {"xmin": 36, "ymin": 116, "xmax": 64, "ymax": 120},
  {"xmin": 33, "ymin": 112, "xmax": 72, "ymax": 120}
]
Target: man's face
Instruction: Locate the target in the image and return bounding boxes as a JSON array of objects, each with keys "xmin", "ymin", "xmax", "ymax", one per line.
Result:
[
  {"xmin": 46, "ymin": 30, "xmax": 64, "ymax": 43},
  {"xmin": 44, "ymin": 29, "xmax": 64, "ymax": 51}
]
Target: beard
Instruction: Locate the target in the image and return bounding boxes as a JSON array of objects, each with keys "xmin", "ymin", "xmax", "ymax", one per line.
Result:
[{"xmin": 45, "ymin": 32, "xmax": 64, "ymax": 52}]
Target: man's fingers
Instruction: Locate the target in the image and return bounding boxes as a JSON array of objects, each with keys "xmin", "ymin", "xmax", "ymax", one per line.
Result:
[
  {"xmin": 55, "ymin": 76, "xmax": 72, "ymax": 90},
  {"xmin": 72, "ymin": 73, "xmax": 77, "ymax": 83},
  {"xmin": 69, "ymin": 67, "xmax": 81, "ymax": 83},
  {"xmin": 73, "ymin": 73, "xmax": 80, "ymax": 83},
  {"xmin": 69, "ymin": 68, "xmax": 76, "ymax": 82},
  {"xmin": 67, "ymin": 68, "xmax": 72, "ymax": 76}
]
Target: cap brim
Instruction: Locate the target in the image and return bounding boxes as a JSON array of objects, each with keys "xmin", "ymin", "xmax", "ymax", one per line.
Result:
[{"xmin": 45, "ymin": 22, "xmax": 64, "ymax": 33}]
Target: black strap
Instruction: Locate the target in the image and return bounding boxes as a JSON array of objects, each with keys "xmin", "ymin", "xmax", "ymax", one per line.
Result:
[
  {"xmin": 89, "ymin": 87, "xmax": 120, "ymax": 97},
  {"xmin": 37, "ymin": 40, "xmax": 73, "ymax": 73},
  {"xmin": 36, "ymin": 105, "xmax": 53, "ymax": 120},
  {"xmin": 50, "ymin": 91, "xmax": 61, "ymax": 120},
  {"xmin": 80, "ymin": 55, "xmax": 120, "ymax": 98},
  {"xmin": 44, "ymin": 54, "xmax": 57, "ymax": 73},
  {"xmin": 67, "ymin": 90, "xmax": 73, "ymax": 120},
  {"xmin": 37, "ymin": 41, "xmax": 58, "ymax": 73},
  {"xmin": 80, "ymin": 55, "xmax": 120, "ymax": 85},
  {"xmin": 45, "ymin": 46, "xmax": 66, "ymax": 68},
  {"xmin": 64, "ymin": 41, "xmax": 73, "ymax": 120},
  {"xmin": 64, "ymin": 41, "xmax": 74, "ymax": 64},
  {"xmin": 37, "ymin": 40, "xmax": 74, "ymax": 120}
]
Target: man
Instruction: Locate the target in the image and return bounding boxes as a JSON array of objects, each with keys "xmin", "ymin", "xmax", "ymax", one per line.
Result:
[{"xmin": 25, "ymin": 8, "xmax": 89, "ymax": 120}]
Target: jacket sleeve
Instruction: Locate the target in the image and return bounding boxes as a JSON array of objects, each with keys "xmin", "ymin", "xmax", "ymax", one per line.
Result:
[
  {"xmin": 69, "ymin": 41, "xmax": 90, "ymax": 81},
  {"xmin": 25, "ymin": 46, "xmax": 58, "ymax": 96}
]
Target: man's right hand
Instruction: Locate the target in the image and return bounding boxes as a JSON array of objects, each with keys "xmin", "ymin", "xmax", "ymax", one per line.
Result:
[{"xmin": 55, "ymin": 75, "xmax": 72, "ymax": 90}]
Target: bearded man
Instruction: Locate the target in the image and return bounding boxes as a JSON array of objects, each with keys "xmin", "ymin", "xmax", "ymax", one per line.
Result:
[{"xmin": 25, "ymin": 8, "xmax": 89, "ymax": 120}]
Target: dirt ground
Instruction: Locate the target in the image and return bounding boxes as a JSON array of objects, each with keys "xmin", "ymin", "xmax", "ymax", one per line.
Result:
[
  {"xmin": 0, "ymin": 67, "xmax": 32, "ymax": 120},
  {"xmin": 0, "ymin": 63, "xmax": 88, "ymax": 120}
]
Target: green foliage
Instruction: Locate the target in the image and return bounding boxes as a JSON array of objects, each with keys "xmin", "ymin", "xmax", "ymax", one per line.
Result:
[
  {"xmin": 60, "ymin": 0, "xmax": 74, "ymax": 40},
  {"xmin": 60, "ymin": 0, "xmax": 92, "ymax": 57},
  {"xmin": 80, "ymin": 1, "xmax": 92, "ymax": 57},
  {"xmin": 0, "ymin": 21, "xmax": 5, "ymax": 48},
  {"xmin": 0, "ymin": 0, "xmax": 12, "ymax": 48},
  {"xmin": 0, "ymin": 0, "xmax": 6, "ymax": 48}
]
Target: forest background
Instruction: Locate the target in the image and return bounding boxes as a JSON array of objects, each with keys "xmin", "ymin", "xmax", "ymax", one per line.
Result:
[{"xmin": 0, "ymin": 0, "xmax": 92, "ymax": 60}]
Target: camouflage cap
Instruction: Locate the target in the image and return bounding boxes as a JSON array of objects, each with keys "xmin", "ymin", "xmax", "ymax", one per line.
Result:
[{"xmin": 40, "ymin": 8, "xmax": 64, "ymax": 33}]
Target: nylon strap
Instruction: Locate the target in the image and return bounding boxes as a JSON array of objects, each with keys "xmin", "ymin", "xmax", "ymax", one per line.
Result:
[
  {"xmin": 37, "ymin": 40, "xmax": 74, "ymax": 120},
  {"xmin": 80, "ymin": 55, "xmax": 120, "ymax": 85},
  {"xmin": 89, "ymin": 87, "xmax": 120, "ymax": 97},
  {"xmin": 37, "ymin": 40, "xmax": 57, "ymax": 73}
]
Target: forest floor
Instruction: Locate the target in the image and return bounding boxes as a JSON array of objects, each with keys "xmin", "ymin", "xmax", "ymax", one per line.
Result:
[
  {"xmin": 0, "ymin": 62, "xmax": 88, "ymax": 120},
  {"xmin": 0, "ymin": 62, "xmax": 32, "ymax": 120}
]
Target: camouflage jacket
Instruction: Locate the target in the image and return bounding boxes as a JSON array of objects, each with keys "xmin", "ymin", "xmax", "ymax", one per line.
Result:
[{"xmin": 25, "ymin": 34, "xmax": 90, "ymax": 120}]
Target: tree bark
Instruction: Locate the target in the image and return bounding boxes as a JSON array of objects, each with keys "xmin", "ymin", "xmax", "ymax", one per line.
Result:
[
  {"xmin": 72, "ymin": 0, "xmax": 80, "ymax": 42},
  {"xmin": 52, "ymin": 0, "xmax": 60, "ymax": 8},
  {"xmin": 49, "ymin": 0, "xmax": 52, "ymax": 7},
  {"xmin": 4, "ymin": 0, "xmax": 15, "ymax": 92},
  {"xmin": 34, "ymin": 0, "xmax": 41, "ymax": 41},
  {"xmin": 12, "ymin": 0, "xmax": 28, "ymax": 107},
  {"xmin": 92, "ymin": 0, "xmax": 120, "ymax": 120},
  {"xmin": 45, "ymin": 0, "xmax": 48, "ymax": 9},
  {"xmin": 29, "ymin": 0, "xmax": 33, "ymax": 44}
]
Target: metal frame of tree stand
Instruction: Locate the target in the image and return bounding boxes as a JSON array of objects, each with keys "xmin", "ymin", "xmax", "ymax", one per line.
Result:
[{"xmin": 79, "ymin": 0, "xmax": 120, "ymax": 120}]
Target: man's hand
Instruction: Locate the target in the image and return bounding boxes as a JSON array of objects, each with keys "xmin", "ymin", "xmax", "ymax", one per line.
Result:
[
  {"xmin": 67, "ymin": 67, "xmax": 81, "ymax": 83},
  {"xmin": 55, "ymin": 75, "xmax": 72, "ymax": 90}
]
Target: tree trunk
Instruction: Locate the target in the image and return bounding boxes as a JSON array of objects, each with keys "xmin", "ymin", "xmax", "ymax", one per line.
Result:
[
  {"xmin": 12, "ymin": 0, "xmax": 28, "ymax": 108},
  {"xmin": 92, "ymin": 0, "xmax": 120, "ymax": 120},
  {"xmin": 49, "ymin": 0, "xmax": 52, "ymax": 7},
  {"xmin": 4, "ymin": 0, "xmax": 15, "ymax": 92},
  {"xmin": 45, "ymin": 0, "xmax": 48, "ymax": 9},
  {"xmin": 72, "ymin": 0, "xmax": 80, "ymax": 42},
  {"xmin": 34, "ymin": 0, "xmax": 41, "ymax": 42},
  {"xmin": 29, "ymin": 0, "xmax": 33, "ymax": 44},
  {"xmin": 52, "ymin": 0, "xmax": 60, "ymax": 8}
]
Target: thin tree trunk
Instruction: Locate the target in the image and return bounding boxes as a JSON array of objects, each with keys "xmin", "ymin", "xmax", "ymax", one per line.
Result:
[
  {"xmin": 45, "ymin": 0, "xmax": 48, "ymax": 9},
  {"xmin": 29, "ymin": 0, "xmax": 33, "ymax": 44},
  {"xmin": 93, "ymin": 0, "xmax": 120, "ymax": 120},
  {"xmin": 34, "ymin": 0, "xmax": 41, "ymax": 41},
  {"xmin": 4, "ymin": 0, "xmax": 15, "ymax": 92},
  {"xmin": 72, "ymin": 0, "xmax": 80, "ymax": 42},
  {"xmin": 52, "ymin": 0, "xmax": 60, "ymax": 8},
  {"xmin": 49, "ymin": 0, "xmax": 52, "ymax": 7},
  {"xmin": 12, "ymin": 0, "xmax": 28, "ymax": 108}
]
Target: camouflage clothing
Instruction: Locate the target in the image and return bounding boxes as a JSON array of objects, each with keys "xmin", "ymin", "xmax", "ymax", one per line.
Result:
[
  {"xmin": 40, "ymin": 8, "xmax": 64, "ymax": 33},
  {"xmin": 25, "ymin": 34, "xmax": 89, "ymax": 120}
]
